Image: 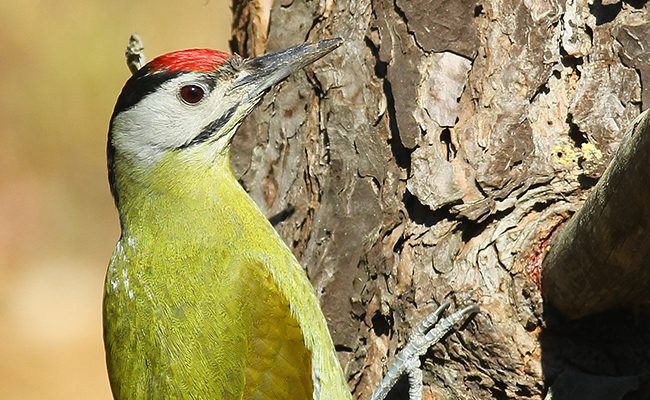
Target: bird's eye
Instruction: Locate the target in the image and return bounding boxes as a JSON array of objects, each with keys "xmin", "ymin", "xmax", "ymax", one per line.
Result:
[{"xmin": 179, "ymin": 85, "xmax": 204, "ymax": 104}]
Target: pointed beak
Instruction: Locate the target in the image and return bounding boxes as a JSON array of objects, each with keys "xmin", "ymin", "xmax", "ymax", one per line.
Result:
[{"xmin": 237, "ymin": 38, "xmax": 343, "ymax": 102}]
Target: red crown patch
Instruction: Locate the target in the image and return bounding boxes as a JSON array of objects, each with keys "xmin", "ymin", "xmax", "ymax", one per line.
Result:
[{"xmin": 148, "ymin": 49, "xmax": 232, "ymax": 73}]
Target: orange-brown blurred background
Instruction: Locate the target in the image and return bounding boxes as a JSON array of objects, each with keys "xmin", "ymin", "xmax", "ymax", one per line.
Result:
[{"xmin": 0, "ymin": 1, "xmax": 231, "ymax": 398}]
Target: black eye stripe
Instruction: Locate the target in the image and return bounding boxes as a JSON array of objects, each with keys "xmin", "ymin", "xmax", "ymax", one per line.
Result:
[
  {"xmin": 112, "ymin": 69, "xmax": 182, "ymax": 115},
  {"xmin": 112, "ymin": 69, "xmax": 217, "ymax": 116}
]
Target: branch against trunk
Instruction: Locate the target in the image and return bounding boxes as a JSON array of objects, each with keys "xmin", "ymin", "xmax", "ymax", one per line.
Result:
[{"xmin": 543, "ymin": 108, "xmax": 650, "ymax": 320}]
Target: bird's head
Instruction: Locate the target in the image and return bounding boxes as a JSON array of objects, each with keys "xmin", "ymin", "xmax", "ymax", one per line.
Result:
[{"xmin": 107, "ymin": 38, "xmax": 342, "ymax": 207}]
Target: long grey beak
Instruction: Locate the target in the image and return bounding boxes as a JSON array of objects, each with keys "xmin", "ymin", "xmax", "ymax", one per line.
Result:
[{"xmin": 238, "ymin": 38, "xmax": 343, "ymax": 101}]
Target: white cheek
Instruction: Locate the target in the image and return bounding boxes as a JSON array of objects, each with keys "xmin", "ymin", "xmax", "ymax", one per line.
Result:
[
  {"xmin": 111, "ymin": 73, "xmax": 238, "ymax": 168},
  {"xmin": 112, "ymin": 96, "xmax": 203, "ymax": 166}
]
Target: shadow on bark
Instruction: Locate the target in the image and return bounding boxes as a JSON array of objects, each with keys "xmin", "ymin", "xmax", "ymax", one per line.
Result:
[{"xmin": 540, "ymin": 305, "xmax": 650, "ymax": 400}]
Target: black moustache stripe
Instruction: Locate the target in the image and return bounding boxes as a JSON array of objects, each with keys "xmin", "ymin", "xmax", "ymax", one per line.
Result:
[{"xmin": 178, "ymin": 105, "xmax": 238, "ymax": 149}]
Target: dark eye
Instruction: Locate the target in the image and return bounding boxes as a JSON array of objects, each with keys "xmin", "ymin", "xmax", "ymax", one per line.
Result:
[{"xmin": 179, "ymin": 85, "xmax": 204, "ymax": 104}]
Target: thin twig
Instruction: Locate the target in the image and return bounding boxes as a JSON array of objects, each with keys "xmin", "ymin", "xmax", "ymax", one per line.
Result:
[{"xmin": 125, "ymin": 33, "xmax": 146, "ymax": 75}]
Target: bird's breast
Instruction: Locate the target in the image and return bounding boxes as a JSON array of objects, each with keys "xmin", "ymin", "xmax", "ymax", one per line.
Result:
[{"xmin": 103, "ymin": 237, "xmax": 314, "ymax": 400}]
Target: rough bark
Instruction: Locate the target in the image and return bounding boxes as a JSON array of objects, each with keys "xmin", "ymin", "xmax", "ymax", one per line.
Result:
[
  {"xmin": 231, "ymin": 0, "xmax": 274, "ymax": 57},
  {"xmin": 230, "ymin": 0, "xmax": 650, "ymax": 398}
]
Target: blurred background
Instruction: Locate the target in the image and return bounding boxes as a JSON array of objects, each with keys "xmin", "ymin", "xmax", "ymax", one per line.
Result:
[{"xmin": 0, "ymin": 1, "xmax": 231, "ymax": 398}]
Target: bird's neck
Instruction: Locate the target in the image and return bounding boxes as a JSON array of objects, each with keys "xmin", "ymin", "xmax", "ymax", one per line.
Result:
[{"xmin": 114, "ymin": 148, "xmax": 265, "ymax": 247}]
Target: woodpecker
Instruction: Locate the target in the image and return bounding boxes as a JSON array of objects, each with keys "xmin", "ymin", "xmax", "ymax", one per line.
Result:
[{"xmin": 104, "ymin": 38, "xmax": 478, "ymax": 400}]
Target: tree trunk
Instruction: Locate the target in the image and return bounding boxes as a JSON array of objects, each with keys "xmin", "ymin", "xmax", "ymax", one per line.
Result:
[{"xmin": 230, "ymin": 0, "xmax": 650, "ymax": 398}]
